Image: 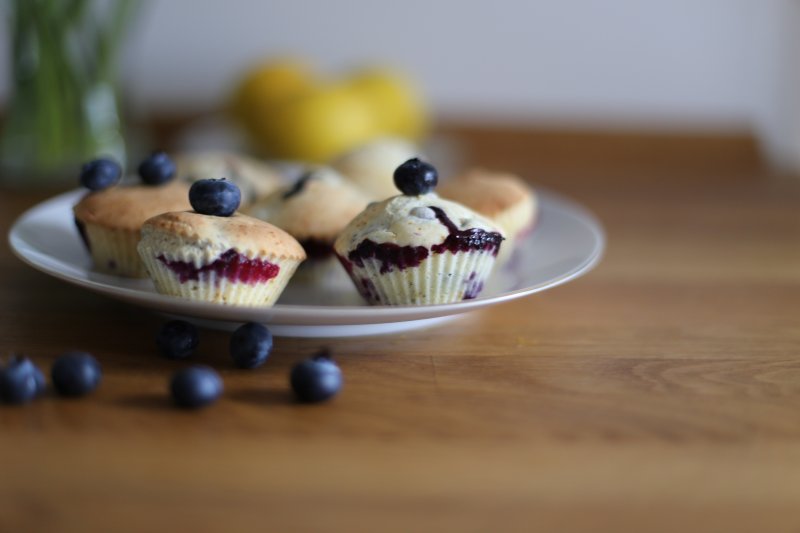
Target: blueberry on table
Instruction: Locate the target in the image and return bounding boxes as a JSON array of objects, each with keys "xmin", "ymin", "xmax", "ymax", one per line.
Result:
[
  {"xmin": 170, "ymin": 365, "xmax": 223, "ymax": 409},
  {"xmin": 157, "ymin": 320, "xmax": 199, "ymax": 360},
  {"xmin": 290, "ymin": 350, "xmax": 343, "ymax": 403},
  {"xmin": 393, "ymin": 158, "xmax": 438, "ymax": 196},
  {"xmin": 79, "ymin": 158, "xmax": 122, "ymax": 191},
  {"xmin": 51, "ymin": 351, "xmax": 102, "ymax": 397},
  {"xmin": 138, "ymin": 151, "xmax": 176, "ymax": 185},
  {"xmin": 189, "ymin": 178, "xmax": 242, "ymax": 217},
  {"xmin": 230, "ymin": 322, "xmax": 273, "ymax": 369},
  {"xmin": 0, "ymin": 355, "xmax": 44, "ymax": 405}
]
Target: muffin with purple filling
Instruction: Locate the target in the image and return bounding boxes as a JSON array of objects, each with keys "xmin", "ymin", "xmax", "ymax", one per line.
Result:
[
  {"xmin": 334, "ymin": 159, "xmax": 505, "ymax": 305},
  {"xmin": 137, "ymin": 179, "xmax": 305, "ymax": 306},
  {"xmin": 247, "ymin": 166, "xmax": 370, "ymax": 285},
  {"xmin": 73, "ymin": 155, "xmax": 191, "ymax": 277}
]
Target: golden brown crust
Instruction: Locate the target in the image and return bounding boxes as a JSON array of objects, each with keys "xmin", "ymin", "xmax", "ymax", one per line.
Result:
[
  {"xmin": 141, "ymin": 211, "xmax": 306, "ymax": 260},
  {"xmin": 73, "ymin": 181, "xmax": 191, "ymax": 231},
  {"xmin": 438, "ymin": 168, "xmax": 532, "ymax": 218}
]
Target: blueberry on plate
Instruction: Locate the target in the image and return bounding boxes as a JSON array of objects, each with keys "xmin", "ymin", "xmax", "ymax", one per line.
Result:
[
  {"xmin": 0, "ymin": 355, "xmax": 45, "ymax": 405},
  {"xmin": 51, "ymin": 351, "xmax": 102, "ymax": 397},
  {"xmin": 157, "ymin": 320, "xmax": 199, "ymax": 359},
  {"xmin": 170, "ymin": 365, "xmax": 223, "ymax": 409},
  {"xmin": 138, "ymin": 151, "xmax": 176, "ymax": 185},
  {"xmin": 229, "ymin": 322, "xmax": 273, "ymax": 369},
  {"xmin": 290, "ymin": 350, "xmax": 343, "ymax": 403},
  {"xmin": 79, "ymin": 158, "xmax": 122, "ymax": 191},
  {"xmin": 393, "ymin": 158, "xmax": 438, "ymax": 196},
  {"xmin": 189, "ymin": 178, "xmax": 241, "ymax": 217}
]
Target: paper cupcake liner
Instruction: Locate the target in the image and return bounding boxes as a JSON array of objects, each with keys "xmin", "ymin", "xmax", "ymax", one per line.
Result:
[
  {"xmin": 345, "ymin": 250, "xmax": 497, "ymax": 305},
  {"xmin": 81, "ymin": 222, "xmax": 148, "ymax": 278},
  {"xmin": 138, "ymin": 243, "xmax": 300, "ymax": 306}
]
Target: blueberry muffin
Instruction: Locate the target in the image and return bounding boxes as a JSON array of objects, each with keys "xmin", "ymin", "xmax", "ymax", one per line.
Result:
[
  {"xmin": 334, "ymin": 159, "xmax": 505, "ymax": 305},
  {"xmin": 73, "ymin": 180, "xmax": 191, "ymax": 277},
  {"xmin": 137, "ymin": 179, "xmax": 305, "ymax": 306},
  {"xmin": 248, "ymin": 166, "xmax": 370, "ymax": 284}
]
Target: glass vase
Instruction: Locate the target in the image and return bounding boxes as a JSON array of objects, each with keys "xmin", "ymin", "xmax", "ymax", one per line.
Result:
[{"xmin": 0, "ymin": 0, "xmax": 136, "ymax": 189}]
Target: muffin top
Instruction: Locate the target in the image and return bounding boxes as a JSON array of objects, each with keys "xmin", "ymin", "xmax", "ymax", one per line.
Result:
[
  {"xmin": 174, "ymin": 151, "xmax": 284, "ymax": 204},
  {"xmin": 331, "ymin": 137, "xmax": 421, "ymax": 200},
  {"xmin": 141, "ymin": 211, "xmax": 306, "ymax": 261},
  {"xmin": 438, "ymin": 168, "xmax": 533, "ymax": 219},
  {"xmin": 334, "ymin": 193, "xmax": 504, "ymax": 254},
  {"xmin": 73, "ymin": 181, "xmax": 191, "ymax": 231},
  {"xmin": 248, "ymin": 166, "xmax": 370, "ymax": 242}
]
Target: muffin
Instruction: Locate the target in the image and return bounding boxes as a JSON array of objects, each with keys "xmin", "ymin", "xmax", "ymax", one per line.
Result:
[
  {"xmin": 248, "ymin": 166, "xmax": 370, "ymax": 284},
  {"xmin": 331, "ymin": 137, "xmax": 421, "ymax": 200},
  {"xmin": 174, "ymin": 151, "xmax": 284, "ymax": 205},
  {"xmin": 137, "ymin": 179, "xmax": 305, "ymax": 306},
  {"xmin": 334, "ymin": 159, "xmax": 505, "ymax": 305},
  {"xmin": 73, "ymin": 180, "xmax": 192, "ymax": 277},
  {"xmin": 439, "ymin": 168, "xmax": 537, "ymax": 263}
]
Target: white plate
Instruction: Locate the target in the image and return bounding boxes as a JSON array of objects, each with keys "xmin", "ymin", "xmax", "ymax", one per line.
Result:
[{"xmin": 8, "ymin": 188, "xmax": 604, "ymax": 337}]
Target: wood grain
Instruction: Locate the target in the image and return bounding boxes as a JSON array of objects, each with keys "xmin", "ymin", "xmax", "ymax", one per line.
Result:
[{"xmin": 1, "ymin": 125, "xmax": 799, "ymax": 533}]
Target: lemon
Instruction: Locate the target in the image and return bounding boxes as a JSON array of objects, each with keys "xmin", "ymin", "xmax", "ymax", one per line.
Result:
[
  {"xmin": 264, "ymin": 83, "xmax": 380, "ymax": 162},
  {"xmin": 230, "ymin": 58, "xmax": 316, "ymax": 143},
  {"xmin": 347, "ymin": 68, "xmax": 428, "ymax": 140}
]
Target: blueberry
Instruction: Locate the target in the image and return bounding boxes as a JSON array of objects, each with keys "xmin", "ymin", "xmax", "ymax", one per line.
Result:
[
  {"xmin": 170, "ymin": 365, "xmax": 223, "ymax": 409},
  {"xmin": 0, "ymin": 355, "xmax": 44, "ymax": 405},
  {"xmin": 230, "ymin": 322, "xmax": 272, "ymax": 369},
  {"xmin": 51, "ymin": 351, "xmax": 102, "ymax": 397},
  {"xmin": 156, "ymin": 320, "xmax": 199, "ymax": 360},
  {"xmin": 138, "ymin": 151, "xmax": 176, "ymax": 185},
  {"xmin": 393, "ymin": 158, "xmax": 438, "ymax": 196},
  {"xmin": 289, "ymin": 350, "xmax": 343, "ymax": 403},
  {"xmin": 79, "ymin": 158, "xmax": 122, "ymax": 191},
  {"xmin": 189, "ymin": 178, "xmax": 241, "ymax": 217}
]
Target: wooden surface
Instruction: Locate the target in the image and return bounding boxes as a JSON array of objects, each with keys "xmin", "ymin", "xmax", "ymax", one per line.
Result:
[{"xmin": 1, "ymin": 125, "xmax": 800, "ymax": 532}]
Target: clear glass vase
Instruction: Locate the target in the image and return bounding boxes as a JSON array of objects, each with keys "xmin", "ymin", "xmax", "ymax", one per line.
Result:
[{"xmin": 0, "ymin": 0, "xmax": 136, "ymax": 189}]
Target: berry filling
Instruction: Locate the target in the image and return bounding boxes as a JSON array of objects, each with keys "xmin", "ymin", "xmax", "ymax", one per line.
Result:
[
  {"xmin": 347, "ymin": 240, "xmax": 429, "ymax": 274},
  {"xmin": 429, "ymin": 207, "xmax": 503, "ymax": 256},
  {"xmin": 157, "ymin": 249, "xmax": 279, "ymax": 284}
]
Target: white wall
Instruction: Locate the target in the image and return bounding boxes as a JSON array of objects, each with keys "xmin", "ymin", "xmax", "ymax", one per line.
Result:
[{"xmin": 1, "ymin": 0, "xmax": 798, "ymax": 167}]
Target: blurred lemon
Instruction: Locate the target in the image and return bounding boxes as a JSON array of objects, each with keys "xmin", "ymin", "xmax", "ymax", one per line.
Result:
[
  {"xmin": 264, "ymin": 83, "xmax": 380, "ymax": 162},
  {"xmin": 348, "ymin": 68, "xmax": 428, "ymax": 140},
  {"xmin": 230, "ymin": 58, "xmax": 316, "ymax": 142},
  {"xmin": 230, "ymin": 59, "xmax": 428, "ymax": 161}
]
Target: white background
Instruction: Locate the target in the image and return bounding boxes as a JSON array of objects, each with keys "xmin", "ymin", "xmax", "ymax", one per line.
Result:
[{"xmin": 1, "ymin": 0, "xmax": 798, "ymax": 167}]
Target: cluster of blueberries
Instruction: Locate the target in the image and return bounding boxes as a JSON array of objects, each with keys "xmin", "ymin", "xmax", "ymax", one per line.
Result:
[
  {"xmin": 79, "ymin": 151, "xmax": 176, "ymax": 191},
  {"xmin": 80, "ymin": 151, "xmax": 242, "ymax": 217},
  {"xmin": 160, "ymin": 320, "xmax": 343, "ymax": 408},
  {"xmin": 0, "ymin": 352, "xmax": 101, "ymax": 404},
  {"xmin": 0, "ymin": 322, "xmax": 342, "ymax": 409}
]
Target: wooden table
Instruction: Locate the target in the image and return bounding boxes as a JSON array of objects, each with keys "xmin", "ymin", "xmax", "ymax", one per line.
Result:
[{"xmin": 1, "ymin": 126, "xmax": 799, "ymax": 532}]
